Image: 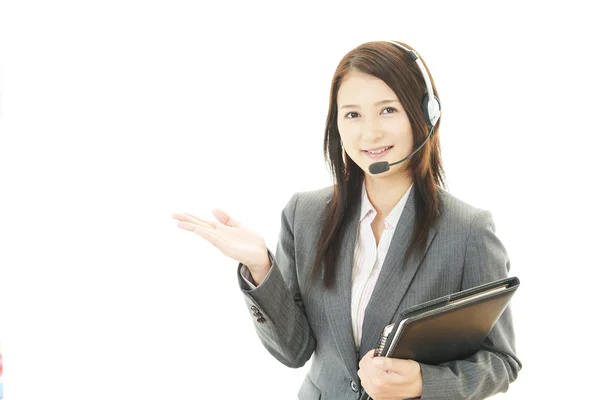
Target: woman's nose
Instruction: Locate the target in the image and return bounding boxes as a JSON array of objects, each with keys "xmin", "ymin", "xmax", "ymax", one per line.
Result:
[{"xmin": 361, "ymin": 116, "xmax": 384, "ymax": 140}]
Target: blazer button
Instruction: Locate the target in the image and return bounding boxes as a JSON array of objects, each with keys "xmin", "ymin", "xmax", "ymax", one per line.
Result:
[
  {"xmin": 250, "ymin": 306, "xmax": 259, "ymax": 312},
  {"xmin": 252, "ymin": 311, "xmax": 261, "ymax": 317},
  {"xmin": 350, "ymin": 380, "xmax": 359, "ymax": 392},
  {"xmin": 257, "ymin": 316, "xmax": 266, "ymax": 323}
]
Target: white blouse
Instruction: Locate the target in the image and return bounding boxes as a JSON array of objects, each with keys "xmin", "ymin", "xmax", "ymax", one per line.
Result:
[{"xmin": 351, "ymin": 181, "xmax": 412, "ymax": 348}]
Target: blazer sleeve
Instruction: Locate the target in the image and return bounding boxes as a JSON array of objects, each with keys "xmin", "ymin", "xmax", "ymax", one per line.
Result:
[
  {"xmin": 418, "ymin": 210, "xmax": 522, "ymax": 400},
  {"xmin": 236, "ymin": 192, "xmax": 316, "ymax": 368}
]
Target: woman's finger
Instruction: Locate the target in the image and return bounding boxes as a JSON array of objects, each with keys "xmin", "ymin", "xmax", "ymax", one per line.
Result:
[
  {"xmin": 174, "ymin": 213, "xmax": 217, "ymax": 229},
  {"xmin": 213, "ymin": 209, "xmax": 241, "ymax": 227},
  {"xmin": 172, "ymin": 212, "xmax": 218, "ymax": 229},
  {"xmin": 176, "ymin": 221, "xmax": 212, "ymax": 232},
  {"xmin": 184, "ymin": 212, "xmax": 219, "ymax": 229}
]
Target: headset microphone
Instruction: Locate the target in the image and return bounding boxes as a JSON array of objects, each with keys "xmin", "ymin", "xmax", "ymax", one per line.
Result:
[
  {"xmin": 369, "ymin": 125, "xmax": 435, "ymax": 174},
  {"xmin": 368, "ymin": 41, "xmax": 441, "ymax": 175}
]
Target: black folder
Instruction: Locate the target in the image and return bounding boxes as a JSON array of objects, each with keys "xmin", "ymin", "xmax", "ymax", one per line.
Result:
[{"xmin": 359, "ymin": 276, "xmax": 520, "ymax": 400}]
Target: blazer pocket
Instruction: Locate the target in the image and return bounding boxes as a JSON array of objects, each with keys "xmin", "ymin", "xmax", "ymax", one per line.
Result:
[{"xmin": 297, "ymin": 374, "xmax": 321, "ymax": 400}]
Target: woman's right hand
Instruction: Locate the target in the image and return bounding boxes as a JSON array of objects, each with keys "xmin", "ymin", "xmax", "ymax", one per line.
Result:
[{"xmin": 172, "ymin": 209, "xmax": 272, "ymax": 283}]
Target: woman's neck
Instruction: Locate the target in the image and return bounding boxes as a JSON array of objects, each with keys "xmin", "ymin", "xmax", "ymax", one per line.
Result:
[{"xmin": 364, "ymin": 174, "xmax": 413, "ymax": 217}]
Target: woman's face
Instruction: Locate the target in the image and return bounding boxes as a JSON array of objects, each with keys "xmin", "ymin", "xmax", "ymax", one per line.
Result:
[{"xmin": 336, "ymin": 70, "xmax": 414, "ymax": 177}]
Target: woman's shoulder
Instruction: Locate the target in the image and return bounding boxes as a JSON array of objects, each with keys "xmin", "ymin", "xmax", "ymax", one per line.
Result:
[
  {"xmin": 298, "ymin": 184, "xmax": 334, "ymax": 201},
  {"xmin": 437, "ymin": 188, "xmax": 492, "ymax": 230},
  {"xmin": 291, "ymin": 184, "xmax": 334, "ymax": 213},
  {"xmin": 279, "ymin": 184, "xmax": 332, "ymax": 216},
  {"xmin": 279, "ymin": 184, "xmax": 333, "ymax": 227}
]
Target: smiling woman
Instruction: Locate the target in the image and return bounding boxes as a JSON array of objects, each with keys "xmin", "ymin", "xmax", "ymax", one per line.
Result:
[{"xmin": 173, "ymin": 40, "xmax": 521, "ymax": 400}]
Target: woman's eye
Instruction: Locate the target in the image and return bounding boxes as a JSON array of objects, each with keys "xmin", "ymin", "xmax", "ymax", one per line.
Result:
[
  {"xmin": 382, "ymin": 107, "xmax": 397, "ymax": 114},
  {"xmin": 345, "ymin": 112, "xmax": 359, "ymax": 119}
]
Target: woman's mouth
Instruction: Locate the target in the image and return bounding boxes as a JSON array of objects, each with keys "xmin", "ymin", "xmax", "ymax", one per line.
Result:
[{"xmin": 362, "ymin": 146, "xmax": 393, "ymax": 159}]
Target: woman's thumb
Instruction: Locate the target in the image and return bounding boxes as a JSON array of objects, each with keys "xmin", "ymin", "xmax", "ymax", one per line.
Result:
[{"xmin": 212, "ymin": 209, "xmax": 240, "ymax": 227}]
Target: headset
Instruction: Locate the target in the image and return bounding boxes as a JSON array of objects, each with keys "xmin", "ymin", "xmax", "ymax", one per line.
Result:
[
  {"xmin": 386, "ymin": 40, "xmax": 441, "ymax": 129},
  {"xmin": 368, "ymin": 41, "xmax": 442, "ymax": 174}
]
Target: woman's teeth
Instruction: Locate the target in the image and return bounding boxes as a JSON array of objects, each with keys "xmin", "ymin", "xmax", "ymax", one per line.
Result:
[
  {"xmin": 368, "ymin": 147, "xmax": 391, "ymax": 154},
  {"xmin": 363, "ymin": 146, "xmax": 393, "ymax": 158}
]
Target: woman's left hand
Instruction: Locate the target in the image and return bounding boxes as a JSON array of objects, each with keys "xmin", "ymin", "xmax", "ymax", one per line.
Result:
[{"xmin": 357, "ymin": 349, "xmax": 423, "ymax": 400}]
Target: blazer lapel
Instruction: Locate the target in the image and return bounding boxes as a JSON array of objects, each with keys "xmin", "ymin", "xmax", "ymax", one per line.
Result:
[
  {"xmin": 322, "ymin": 202, "xmax": 361, "ymax": 383},
  {"xmin": 358, "ymin": 188, "xmax": 438, "ymax": 358}
]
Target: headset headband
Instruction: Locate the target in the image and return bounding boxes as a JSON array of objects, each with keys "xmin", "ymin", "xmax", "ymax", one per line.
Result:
[{"xmin": 385, "ymin": 40, "xmax": 441, "ymax": 129}]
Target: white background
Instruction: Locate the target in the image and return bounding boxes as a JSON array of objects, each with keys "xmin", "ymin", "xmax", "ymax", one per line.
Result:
[{"xmin": 0, "ymin": 1, "xmax": 598, "ymax": 399}]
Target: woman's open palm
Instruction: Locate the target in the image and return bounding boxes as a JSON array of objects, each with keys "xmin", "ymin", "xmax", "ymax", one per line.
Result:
[{"xmin": 172, "ymin": 209, "xmax": 270, "ymax": 271}]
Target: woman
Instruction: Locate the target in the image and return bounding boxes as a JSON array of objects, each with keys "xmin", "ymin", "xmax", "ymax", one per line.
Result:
[{"xmin": 173, "ymin": 40, "xmax": 521, "ymax": 399}]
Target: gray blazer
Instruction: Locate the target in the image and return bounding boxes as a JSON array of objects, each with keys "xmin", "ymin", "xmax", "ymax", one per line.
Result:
[{"xmin": 237, "ymin": 185, "xmax": 521, "ymax": 400}]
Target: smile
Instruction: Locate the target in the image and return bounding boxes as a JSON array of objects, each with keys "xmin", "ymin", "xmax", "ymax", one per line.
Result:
[{"xmin": 362, "ymin": 146, "xmax": 393, "ymax": 158}]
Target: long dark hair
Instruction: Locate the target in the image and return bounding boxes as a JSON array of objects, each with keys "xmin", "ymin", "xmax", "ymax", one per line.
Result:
[{"xmin": 311, "ymin": 40, "xmax": 446, "ymax": 289}]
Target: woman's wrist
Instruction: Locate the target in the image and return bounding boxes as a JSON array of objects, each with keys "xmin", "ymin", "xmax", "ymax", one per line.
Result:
[
  {"xmin": 246, "ymin": 253, "xmax": 272, "ymax": 285},
  {"xmin": 410, "ymin": 362, "xmax": 423, "ymax": 398}
]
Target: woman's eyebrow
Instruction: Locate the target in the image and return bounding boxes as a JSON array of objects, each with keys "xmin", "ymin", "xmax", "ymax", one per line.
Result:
[{"xmin": 339, "ymin": 99, "xmax": 399, "ymax": 110}]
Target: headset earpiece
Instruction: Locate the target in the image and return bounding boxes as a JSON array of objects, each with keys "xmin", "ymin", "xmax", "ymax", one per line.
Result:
[
  {"xmin": 421, "ymin": 94, "xmax": 441, "ymax": 129},
  {"xmin": 386, "ymin": 40, "xmax": 441, "ymax": 130}
]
